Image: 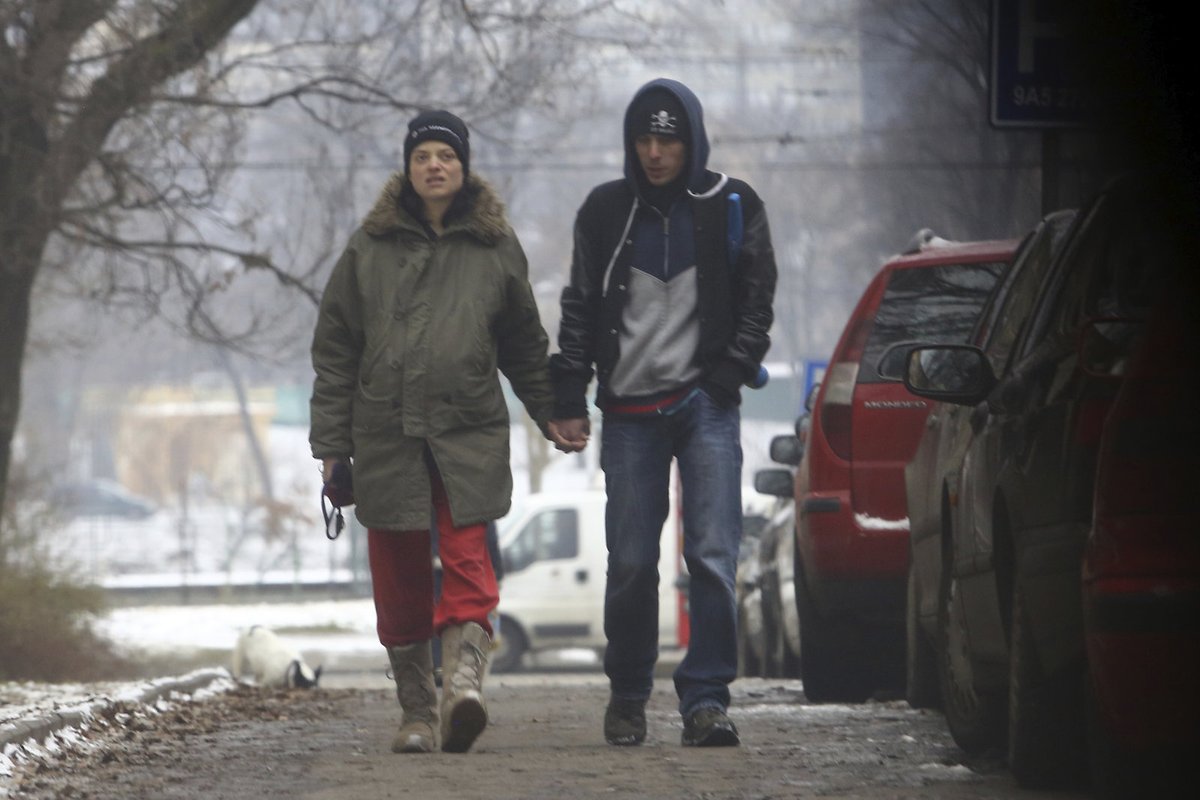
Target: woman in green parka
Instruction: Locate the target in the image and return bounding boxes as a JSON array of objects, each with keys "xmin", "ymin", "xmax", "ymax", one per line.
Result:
[{"xmin": 309, "ymin": 110, "xmax": 554, "ymax": 755}]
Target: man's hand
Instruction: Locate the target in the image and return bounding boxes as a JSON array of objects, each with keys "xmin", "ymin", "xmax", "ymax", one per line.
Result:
[{"xmin": 548, "ymin": 418, "xmax": 590, "ymax": 453}]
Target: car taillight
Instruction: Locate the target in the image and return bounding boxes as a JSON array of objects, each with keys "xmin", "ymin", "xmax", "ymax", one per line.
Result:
[{"xmin": 820, "ymin": 361, "xmax": 858, "ymax": 461}]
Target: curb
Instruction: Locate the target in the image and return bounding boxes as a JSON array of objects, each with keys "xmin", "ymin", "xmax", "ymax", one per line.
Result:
[{"xmin": 0, "ymin": 668, "xmax": 232, "ymax": 752}]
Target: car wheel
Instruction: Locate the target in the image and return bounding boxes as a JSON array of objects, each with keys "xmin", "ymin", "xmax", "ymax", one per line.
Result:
[
  {"xmin": 738, "ymin": 602, "xmax": 763, "ymax": 677},
  {"xmin": 779, "ymin": 623, "xmax": 802, "ymax": 680},
  {"xmin": 778, "ymin": 536, "xmax": 803, "ymax": 679},
  {"xmin": 796, "ymin": 569, "xmax": 873, "ymax": 703},
  {"xmin": 761, "ymin": 572, "xmax": 783, "ymax": 677},
  {"xmin": 738, "ymin": 630, "xmax": 763, "ymax": 677},
  {"xmin": 936, "ymin": 563, "xmax": 1004, "ymax": 752},
  {"xmin": 905, "ymin": 566, "xmax": 940, "ymax": 709},
  {"xmin": 1008, "ymin": 581, "xmax": 1086, "ymax": 788},
  {"xmin": 490, "ymin": 617, "xmax": 527, "ymax": 674}
]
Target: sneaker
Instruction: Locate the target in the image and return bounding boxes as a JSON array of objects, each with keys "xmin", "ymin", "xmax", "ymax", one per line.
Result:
[
  {"xmin": 604, "ymin": 697, "xmax": 647, "ymax": 746},
  {"xmin": 681, "ymin": 707, "xmax": 740, "ymax": 747}
]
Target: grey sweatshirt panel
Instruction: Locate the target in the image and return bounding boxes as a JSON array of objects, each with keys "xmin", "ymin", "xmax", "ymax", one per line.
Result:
[{"xmin": 608, "ymin": 266, "xmax": 702, "ymax": 397}]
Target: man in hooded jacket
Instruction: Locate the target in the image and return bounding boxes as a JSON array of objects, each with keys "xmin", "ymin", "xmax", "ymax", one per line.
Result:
[{"xmin": 548, "ymin": 78, "xmax": 777, "ymax": 747}]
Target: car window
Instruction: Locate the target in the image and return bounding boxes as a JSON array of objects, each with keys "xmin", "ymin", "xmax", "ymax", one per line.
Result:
[
  {"xmin": 861, "ymin": 261, "xmax": 1006, "ymax": 383},
  {"xmin": 977, "ymin": 212, "xmax": 1077, "ymax": 374},
  {"xmin": 1023, "ymin": 183, "xmax": 1163, "ymax": 358},
  {"xmin": 503, "ymin": 508, "xmax": 579, "ymax": 573},
  {"xmin": 1015, "ymin": 201, "xmax": 1104, "ymax": 362}
]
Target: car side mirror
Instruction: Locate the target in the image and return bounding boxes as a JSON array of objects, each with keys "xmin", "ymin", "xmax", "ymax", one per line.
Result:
[
  {"xmin": 803, "ymin": 382, "xmax": 821, "ymax": 413},
  {"xmin": 769, "ymin": 433, "xmax": 803, "ymax": 466},
  {"xmin": 794, "ymin": 412, "xmax": 811, "ymax": 444},
  {"xmin": 754, "ymin": 468, "xmax": 794, "ymax": 499},
  {"xmin": 902, "ymin": 344, "xmax": 996, "ymax": 406},
  {"xmin": 875, "ymin": 340, "xmax": 926, "ymax": 382}
]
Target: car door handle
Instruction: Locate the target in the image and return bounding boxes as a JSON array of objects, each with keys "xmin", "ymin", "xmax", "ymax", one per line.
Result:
[{"xmin": 575, "ymin": 569, "xmax": 588, "ymax": 584}]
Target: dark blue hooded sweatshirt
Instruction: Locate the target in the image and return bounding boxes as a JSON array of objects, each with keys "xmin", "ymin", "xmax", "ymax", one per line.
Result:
[
  {"xmin": 549, "ymin": 78, "xmax": 777, "ymax": 419},
  {"xmin": 608, "ymin": 79, "xmax": 714, "ymax": 399}
]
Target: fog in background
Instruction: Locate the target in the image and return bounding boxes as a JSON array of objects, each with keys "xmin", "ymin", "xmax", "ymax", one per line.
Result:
[{"xmin": 14, "ymin": 0, "xmax": 1057, "ymax": 521}]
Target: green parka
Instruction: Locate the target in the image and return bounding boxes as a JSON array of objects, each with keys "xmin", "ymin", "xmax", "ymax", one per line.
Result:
[{"xmin": 309, "ymin": 173, "xmax": 553, "ymax": 530}]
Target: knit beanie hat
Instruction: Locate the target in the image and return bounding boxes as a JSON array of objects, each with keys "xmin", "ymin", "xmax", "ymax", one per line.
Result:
[
  {"xmin": 404, "ymin": 110, "xmax": 470, "ymax": 178},
  {"xmin": 626, "ymin": 87, "xmax": 690, "ymax": 146}
]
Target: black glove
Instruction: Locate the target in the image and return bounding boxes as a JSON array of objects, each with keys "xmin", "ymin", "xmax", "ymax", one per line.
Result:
[
  {"xmin": 322, "ymin": 461, "xmax": 355, "ymax": 507},
  {"xmin": 321, "ymin": 461, "xmax": 354, "ymax": 540}
]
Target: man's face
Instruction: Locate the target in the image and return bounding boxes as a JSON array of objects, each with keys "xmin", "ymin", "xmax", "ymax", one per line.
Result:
[
  {"xmin": 635, "ymin": 134, "xmax": 686, "ymax": 186},
  {"xmin": 409, "ymin": 140, "xmax": 464, "ymax": 203}
]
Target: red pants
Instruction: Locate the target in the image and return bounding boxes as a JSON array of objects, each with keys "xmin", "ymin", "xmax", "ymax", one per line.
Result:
[{"xmin": 368, "ymin": 471, "xmax": 498, "ymax": 647}]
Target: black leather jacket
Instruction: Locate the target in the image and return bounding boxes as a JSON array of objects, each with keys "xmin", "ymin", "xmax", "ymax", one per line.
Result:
[{"xmin": 549, "ymin": 170, "xmax": 777, "ymax": 419}]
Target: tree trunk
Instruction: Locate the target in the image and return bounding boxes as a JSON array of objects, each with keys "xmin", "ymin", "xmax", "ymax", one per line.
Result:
[
  {"xmin": 0, "ymin": 0, "xmax": 264, "ymax": 518},
  {"xmin": 214, "ymin": 346, "xmax": 274, "ymax": 501},
  {"xmin": 0, "ymin": 255, "xmax": 41, "ymax": 517}
]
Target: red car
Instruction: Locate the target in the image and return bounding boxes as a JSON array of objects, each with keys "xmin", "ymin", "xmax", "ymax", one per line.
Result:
[
  {"xmin": 793, "ymin": 236, "xmax": 1017, "ymax": 702},
  {"xmin": 1083, "ymin": 300, "xmax": 1200, "ymax": 797}
]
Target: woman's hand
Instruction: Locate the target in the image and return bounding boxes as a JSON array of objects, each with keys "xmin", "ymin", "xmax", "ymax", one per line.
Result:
[{"xmin": 548, "ymin": 418, "xmax": 590, "ymax": 453}]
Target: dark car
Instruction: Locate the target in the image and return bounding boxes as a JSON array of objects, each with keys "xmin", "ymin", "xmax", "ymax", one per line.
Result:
[
  {"xmin": 53, "ymin": 479, "xmax": 158, "ymax": 519},
  {"xmin": 1082, "ymin": 272, "xmax": 1200, "ymax": 797},
  {"xmin": 735, "ymin": 478, "xmax": 785, "ymax": 677},
  {"xmin": 792, "ymin": 235, "xmax": 1016, "ymax": 702},
  {"xmin": 895, "ymin": 209, "xmax": 1078, "ymax": 736},
  {"xmin": 743, "ymin": 465, "xmax": 799, "ymax": 678},
  {"xmin": 900, "ymin": 172, "xmax": 1183, "ymax": 788},
  {"xmin": 738, "ymin": 420, "xmax": 806, "ymax": 678},
  {"xmin": 735, "ymin": 512, "xmax": 768, "ymax": 677}
]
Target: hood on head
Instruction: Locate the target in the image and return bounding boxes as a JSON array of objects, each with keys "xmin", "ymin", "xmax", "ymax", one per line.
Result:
[{"xmin": 623, "ymin": 78, "xmax": 710, "ymax": 194}]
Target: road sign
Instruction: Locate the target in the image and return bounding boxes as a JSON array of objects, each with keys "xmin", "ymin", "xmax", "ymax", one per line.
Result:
[{"xmin": 990, "ymin": 0, "xmax": 1088, "ymax": 128}]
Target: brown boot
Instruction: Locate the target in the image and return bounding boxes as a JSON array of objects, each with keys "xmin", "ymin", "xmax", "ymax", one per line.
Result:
[
  {"xmin": 386, "ymin": 642, "xmax": 438, "ymax": 753},
  {"xmin": 440, "ymin": 622, "xmax": 490, "ymax": 753}
]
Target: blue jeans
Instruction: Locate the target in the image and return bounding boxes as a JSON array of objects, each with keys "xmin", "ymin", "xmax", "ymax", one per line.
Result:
[{"xmin": 600, "ymin": 390, "xmax": 743, "ymax": 717}]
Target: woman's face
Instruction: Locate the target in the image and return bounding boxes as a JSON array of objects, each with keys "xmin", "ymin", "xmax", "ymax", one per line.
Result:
[{"xmin": 409, "ymin": 141, "xmax": 464, "ymax": 205}]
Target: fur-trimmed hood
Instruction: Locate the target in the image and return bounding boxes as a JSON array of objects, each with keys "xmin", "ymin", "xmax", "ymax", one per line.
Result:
[{"xmin": 361, "ymin": 172, "xmax": 510, "ymax": 245}]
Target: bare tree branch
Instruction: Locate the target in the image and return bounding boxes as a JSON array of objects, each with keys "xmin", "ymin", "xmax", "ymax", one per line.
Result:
[
  {"xmin": 44, "ymin": 0, "xmax": 258, "ymax": 215},
  {"xmin": 2, "ymin": 0, "xmax": 643, "ymax": 513},
  {"xmin": 57, "ymin": 218, "xmax": 323, "ymax": 306}
]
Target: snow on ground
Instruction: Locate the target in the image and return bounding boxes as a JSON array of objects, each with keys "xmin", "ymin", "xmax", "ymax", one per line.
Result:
[
  {"xmin": 0, "ymin": 667, "xmax": 237, "ymax": 789},
  {"xmin": 97, "ymin": 598, "xmax": 380, "ymax": 656},
  {"xmin": 0, "ymin": 597, "xmax": 382, "ymax": 792},
  {"xmin": 2, "ymin": 415, "xmax": 787, "ymax": 788},
  {"xmin": 3, "ymin": 599, "xmax": 371, "ymax": 726}
]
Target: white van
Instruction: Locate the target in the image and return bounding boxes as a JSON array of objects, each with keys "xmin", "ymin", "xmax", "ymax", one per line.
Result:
[{"xmin": 492, "ymin": 489, "xmax": 683, "ymax": 671}]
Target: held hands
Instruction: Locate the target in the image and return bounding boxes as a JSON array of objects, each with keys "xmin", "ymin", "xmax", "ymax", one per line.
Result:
[{"xmin": 548, "ymin": 418, "xmax": 590, "ymax": 453}]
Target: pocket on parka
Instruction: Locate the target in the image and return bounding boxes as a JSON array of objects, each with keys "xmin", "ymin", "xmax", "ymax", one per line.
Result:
[
  {"xmin": 356, "ymin": 340, "xmax": 400, "ymax": 403},
  {"xmin": 351, "ymin": 394, "xmax": 397, "ymax": 433}
]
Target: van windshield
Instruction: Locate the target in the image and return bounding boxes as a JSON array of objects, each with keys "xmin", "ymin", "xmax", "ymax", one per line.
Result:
[
  {"xmin": 862, "ymin": 261, "xmax": 1006, "ymax": 383},
  {"xmin": 502, "ymin": 507, "xmax": 580, "ymax": 574}
]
